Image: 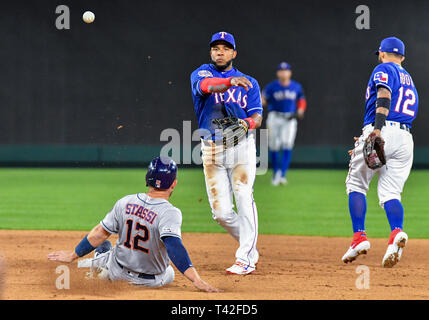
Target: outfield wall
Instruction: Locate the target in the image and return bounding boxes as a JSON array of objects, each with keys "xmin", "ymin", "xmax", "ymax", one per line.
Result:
[
  {"xmin": 2, "ymin": 0, "xmax": 428, "ymax": 150},
  {"xmin": 1, "ymin": 145, "xmax": 428, "ymax": 168}
]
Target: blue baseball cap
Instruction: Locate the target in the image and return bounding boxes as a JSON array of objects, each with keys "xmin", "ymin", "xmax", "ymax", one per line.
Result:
[
  {"xmin": 277, "ymin": 62, "xmax": 291, "ymax": 70},
  {"xmin": 375, "ymin": 37, "xmax": 405, "ymax": 56},
  {"xmin": 210, "ymin": 31, "xmax": 236, "ymax": 50}
]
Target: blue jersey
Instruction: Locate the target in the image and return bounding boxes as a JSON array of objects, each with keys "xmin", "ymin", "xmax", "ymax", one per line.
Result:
[
  {"xmin": 262, "ymin": 80, "xmax": 305, "ymax": 113},
  {"xmin": 190, "ymin": 64, "xmax": 263, "ymax": 140},
  {"xmin": 363, "ymin": 62, "xmax": 418, "ymax": 127}
]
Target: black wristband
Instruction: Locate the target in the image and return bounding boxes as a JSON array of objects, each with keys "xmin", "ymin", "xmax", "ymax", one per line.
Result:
[
  {"xmin": 374, "ymin": 97, "xmax": 390, "ymax": 130},
  {"xmin": 374, "ymin": 112, "xmax": 387, "ymax": 130},
  {"xmin": 376, "ymin": 97, "xmax": 391, "ymax": 109}
]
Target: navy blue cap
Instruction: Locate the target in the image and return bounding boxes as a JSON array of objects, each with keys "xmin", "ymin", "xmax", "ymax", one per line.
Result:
[
  {"xmin": 210, "ymin": 31, "xmax": 236, "ymax": 50},
  {"xmin": 146, "ymin": 157, "xmax": 177, "ymax": 189},
  {"xmin": 375, "ymin": 37, "xmax": 405, "ymax": 56},
  {"xmin": 277, "ymin": 62, "xmax": 291, "ymax": 70}
]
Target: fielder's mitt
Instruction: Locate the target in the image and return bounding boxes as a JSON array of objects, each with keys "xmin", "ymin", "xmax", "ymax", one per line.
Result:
[
  {"xmin": 212, "ymin": 116, "xmax": 248, "ymax": 148},
  {"xmin": 363, "ymin": 132, "xmax": 386, "ymax": 169},
  {"xmin": 286, "ymin": 113, "xmax": 299, "ymax": 120}
]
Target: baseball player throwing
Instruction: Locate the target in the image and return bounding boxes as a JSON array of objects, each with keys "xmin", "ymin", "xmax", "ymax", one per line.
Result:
[
  {"xmin": 190, "ymin": 31, "xmax": 263, "ymax": 275},
  {"xmin": 342, "ymin": 37, "xmax": 418, "ymax": 267},
  {"xmin": 262, "ymin": 62, "xmax": 307, "ymax": 186},
  {"xmin": 47, "ymin": 157, "xmax": 220, "ymax": 292}
]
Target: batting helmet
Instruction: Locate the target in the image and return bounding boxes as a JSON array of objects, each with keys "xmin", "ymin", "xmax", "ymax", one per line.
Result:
[{"xmin": 146, "ymin": 157, "xmax": 178, "ymax": 189}]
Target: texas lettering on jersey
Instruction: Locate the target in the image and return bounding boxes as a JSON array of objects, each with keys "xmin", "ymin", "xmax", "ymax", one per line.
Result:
[
  {"xmin": 213, "ymin": 88, "xmax": 248, "ymax": 108},
  {"xmin": 190, "ymin": 63, "xmax": 263, "ymax": 140}
]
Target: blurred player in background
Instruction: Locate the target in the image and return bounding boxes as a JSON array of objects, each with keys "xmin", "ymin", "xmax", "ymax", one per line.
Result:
[
  {"xmin": 262, "ymin": 62, "xmax": 307, "ymax": 186},
  {"xmin": 342, "ymin": 37, "xmax": 418, "ymax": 267}
]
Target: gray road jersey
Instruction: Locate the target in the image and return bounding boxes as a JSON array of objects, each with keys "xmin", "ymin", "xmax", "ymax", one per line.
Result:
[{"xmin": 100, "ymin": 193, "xmax": 182, "ymax": 275}]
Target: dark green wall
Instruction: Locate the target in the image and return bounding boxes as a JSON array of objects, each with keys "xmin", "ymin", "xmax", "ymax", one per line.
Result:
[{"xmin": 1, "ymin": 145, "xmax": 428, "ymax": 168}]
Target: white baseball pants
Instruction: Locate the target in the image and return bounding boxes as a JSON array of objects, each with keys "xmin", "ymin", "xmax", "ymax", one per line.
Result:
[
  {"xmin": 266, "ymin": 111, "xmax": 297, "ymax": 151},
  {"xmin": 346, "ymin": 121, "xmax": 414, "ymax": 207},
  {"xmin": 201, "ymin": 132, "xmax": 259, "ymax": 268}
]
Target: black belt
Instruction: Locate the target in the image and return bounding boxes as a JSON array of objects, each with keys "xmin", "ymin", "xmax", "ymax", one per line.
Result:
[
  {"xmin": 371, "ymin": 122, "xmax": 411, "ymax": 133},
  {"xmin": 115, "ymin": 259, "xmax": 155, "ymax": 280}
]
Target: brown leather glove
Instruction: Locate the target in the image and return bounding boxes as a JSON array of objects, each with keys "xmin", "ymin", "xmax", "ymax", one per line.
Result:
[{"xmin": 363, "ymin": 132, "xmax": 386, "ymax": 169}]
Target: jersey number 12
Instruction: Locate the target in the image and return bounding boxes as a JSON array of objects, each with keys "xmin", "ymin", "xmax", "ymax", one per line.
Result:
[
  {"xmin": 394, "ymin": 86, "xmax": 416, "ymax": 116},
  {"xmin": 123, "ymin": 219, "xmax": 150, "ymax": 254}
]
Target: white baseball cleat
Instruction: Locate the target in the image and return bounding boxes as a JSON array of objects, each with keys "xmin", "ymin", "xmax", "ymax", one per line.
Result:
[
  {"xmin": 382, "ymin": 229, "xmax": 408, "ymax": 268},
  {"xmin": 272, "ymin": 170, "xmax": 282, "ymax": 186},
  {"xmin": 226, "ymin": 261, "xmax": 255, "ymax": 275},
  {"xmin": 279, "ymin": 177, "xmax": 288, "ymax": 185},
  {"xmin": 342, "ymin": 232, "xmax": 371, "ymax": 264}
]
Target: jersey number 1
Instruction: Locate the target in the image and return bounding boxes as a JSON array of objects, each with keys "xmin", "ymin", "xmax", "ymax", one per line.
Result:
[
  {"xmin": 394, "ymin": 87, "xmax": 416, "ymax": 116},
  {"xmin": 124, "ymin": 219, "xmax": 150, "ymax": 254}
]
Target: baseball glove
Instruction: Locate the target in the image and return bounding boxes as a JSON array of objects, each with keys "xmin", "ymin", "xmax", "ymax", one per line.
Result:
[
  {"xmin": 212, "ymin": 116, "xmax": 248, "ymax": 148},
  {"xmin": 363, "ymin": 132, "xmax": 386, "ymax": 169},
  {"xmin": 286, "ymin": 113, "xmax": 299, "ymax": 120}
]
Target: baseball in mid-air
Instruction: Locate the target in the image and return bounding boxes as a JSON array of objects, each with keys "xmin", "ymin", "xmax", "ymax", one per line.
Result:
[{"xmin": 83, "ymin": 11, "xmax": 95, "ymax": 24}]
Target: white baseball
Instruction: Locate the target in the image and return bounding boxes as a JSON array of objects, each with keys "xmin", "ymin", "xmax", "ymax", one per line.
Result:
[{"xmin": 83, "ymin": 11, "xmax": 95, "ymax": 24}]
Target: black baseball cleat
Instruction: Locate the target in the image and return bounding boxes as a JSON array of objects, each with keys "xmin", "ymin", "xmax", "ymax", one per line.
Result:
[{"xmin": 94, "ymin": 240, "xmax": 112, "ymax": 257}]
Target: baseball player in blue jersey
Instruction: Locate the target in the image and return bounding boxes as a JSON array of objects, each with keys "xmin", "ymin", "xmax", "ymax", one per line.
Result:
[
  {"xmin": 47, "ymin": 157, "xmax": 220, "ymax": 292},
  {"xmin": 190, "ymin": 31, "xmax": 263, "ymax": 275},
  {"xmin": 342, "ymin": 37, "xmax": 418, "ymax": 267},
  {"xmin": 262, "ymin": 62, "xmax": 307, "ymax": 186}
]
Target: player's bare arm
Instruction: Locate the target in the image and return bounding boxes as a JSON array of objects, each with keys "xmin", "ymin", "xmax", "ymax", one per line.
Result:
[
  {"xmin": 46, "ymin": 223, "xmax": 110, "ymax": 263},
  {"xmin": 373, "ymin": 86, "xmax": 391, "ymax": 137},
  {"xmin": 248, "ymin": 112, "xmax": 263, "ymax": 129},
  {"xmin": 183, "ymin": 267, "xmax": 222, "ymax": 293},
  {"xmin": 349, "ymin": 86, "xmax": 391, "ymax": 154},
  {"xmin": 162, "ymin": 235, "xmax": 221, "ymax": 292},
  {"xmin": 261, "ymin": 95, "xmax": 267, "ymax": 107}
]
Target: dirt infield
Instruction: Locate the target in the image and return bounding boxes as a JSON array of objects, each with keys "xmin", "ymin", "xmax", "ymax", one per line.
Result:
[{"xmin": 1, "ymin": 230, "xmax": 428, "ymax": 300}]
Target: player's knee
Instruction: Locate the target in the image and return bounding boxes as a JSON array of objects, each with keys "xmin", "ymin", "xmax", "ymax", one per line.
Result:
[
  {"xmin": 212, "ymin": 210, "xmax": 230, "ymax": 223},
  {"xmin": 346, "ymin": 187, "xmax": 367, "ymax": 197},
  {"xmin": 378, "ymin": 195, "xmax": 401, "ymax": 209},
  {"xmin": 346, "ymin": 179, "xmax": 368, "ymax": 196},
  {"xmin": 212, "ymin": 208, "xmax": 236, "ymax": 224}
]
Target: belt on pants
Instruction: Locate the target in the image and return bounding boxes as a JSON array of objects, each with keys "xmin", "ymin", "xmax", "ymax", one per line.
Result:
[
  {"xmin": 115, "ymin": 258, "xmax": 155, "ymax": 280},
  {"xmin": 370, "ymin": 121, "xmax": 411, "ymax": 133}
]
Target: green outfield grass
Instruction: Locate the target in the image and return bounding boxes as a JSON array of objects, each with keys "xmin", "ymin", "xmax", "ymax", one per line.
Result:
[{"xmin": 0, "ymin": 168, "xmax": 428, "ymax": 238}]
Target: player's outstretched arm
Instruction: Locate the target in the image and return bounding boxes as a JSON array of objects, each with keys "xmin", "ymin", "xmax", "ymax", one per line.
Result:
[
  {"xmin": 200, "ymin": 76, "xmax": 253, "ymax": 94},
  {"xmin": 162, "ymin": 236, "xmax": 221, "ymax": 293},
  {"xmin": 183, "ymin": 267, "xmax": 222, "ymax": 293},
  {"xmin": 47, "ymin": 224, "xmax": 111, "ymax": 263}
]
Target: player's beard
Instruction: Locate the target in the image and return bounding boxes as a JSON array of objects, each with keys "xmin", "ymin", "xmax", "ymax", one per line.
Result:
[{"xmin": 211, "ymin": 58, "xmax": 234, "ymax": 71}]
